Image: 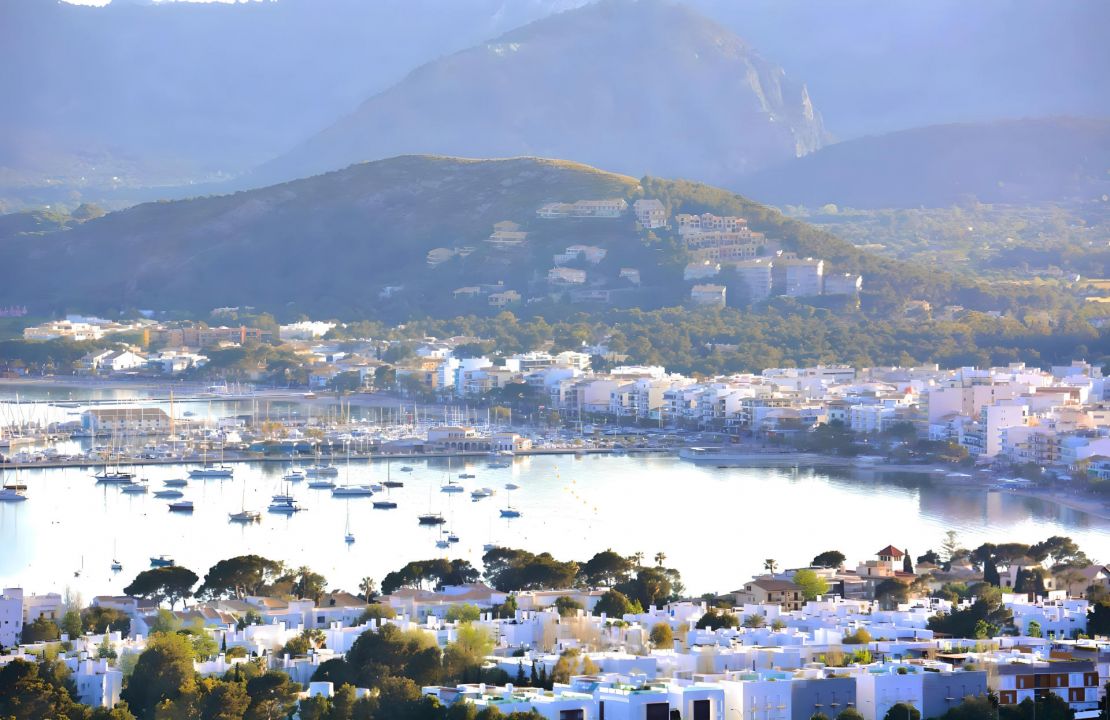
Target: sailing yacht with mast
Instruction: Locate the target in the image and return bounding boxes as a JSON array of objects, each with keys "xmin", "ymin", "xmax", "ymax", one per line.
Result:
[
  {"xmin": 499, "ymin": 486, "xmax": 522, "ymax": 518},
  {"xmin": 382, "ymin": 460, "xmax": 403, "ymax": 489},
  {"xmin": 305, "ymin": 445, "xmax": 338, "ymax": 476},
  {"xmin": 331, "ymin": 445, "xmax": 373, "ymax": 496},
  {"xmin": 344, "ymin": 504, "xmax": 355, "ymax": 544},
  {"xmin": 189, "ymin": 442, "xmax": 233, "ymax": 478},
  {"xmin": 229, "ymin": 483, "xmax": 261, "ymax": 523}
]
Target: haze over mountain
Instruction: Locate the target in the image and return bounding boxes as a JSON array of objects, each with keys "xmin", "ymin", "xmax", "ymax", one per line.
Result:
[
  {"xmin": 258, "ymin": 0, "xmax": 826, "ymax": 189},
  {"xmin": 3, "ymin": 0, "xmax": 1105, "ymax": 210},
  {"xmin": 685, "ymin": 0, "xmax": 1110, "ymax": 139},
  {"xmin": 0, "ymin": 0, "xmax": 585, "ymax": 201},
  {"xmin": 740, "ymin": 118, "xmax": 1110, "ymax": 210}
]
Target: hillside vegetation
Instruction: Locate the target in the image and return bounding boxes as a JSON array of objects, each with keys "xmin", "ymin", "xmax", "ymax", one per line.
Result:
[{"xmin": 0, "ymin": 155, "xmax": 1071, "ymax": 326}]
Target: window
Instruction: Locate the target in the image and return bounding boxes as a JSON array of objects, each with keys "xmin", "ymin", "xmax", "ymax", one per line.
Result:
[
  {"xmin": 600, "ymin": 702, "xmax": 605, "ymax": 720},
  {"xmin": 694, "ymin": 699, "xmax": 711, "ymax": 720},
  {"xmin": 561, "ymin": 711, "xmax": 584, "ymax": 720},
  {"xmin": 646, "ymin": 703, "xmax": 670, "ymax": 720},
  {"xmin": 999, "ymin": 692, "xmax": 1016, "ymax": 706}
]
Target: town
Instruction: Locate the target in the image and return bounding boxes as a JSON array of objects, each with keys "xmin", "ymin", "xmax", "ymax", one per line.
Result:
[
  {"xmin": 1, "ymin": 538, "xmax": 1108, "ymax": 720},
  {"xmin": 3, "ymin": 312, "xmax": 1110, "ymax": 513}
]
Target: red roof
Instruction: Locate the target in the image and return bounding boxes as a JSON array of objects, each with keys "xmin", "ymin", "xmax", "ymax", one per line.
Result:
[{"xmin": 876, "ymin": 545, "xmax": 905, "ymax": 558}]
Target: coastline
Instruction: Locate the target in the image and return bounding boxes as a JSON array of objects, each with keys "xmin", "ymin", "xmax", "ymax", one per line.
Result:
[{"xmin": 4, "ymin": 377, "xmax": 1108, "ymax": 523}]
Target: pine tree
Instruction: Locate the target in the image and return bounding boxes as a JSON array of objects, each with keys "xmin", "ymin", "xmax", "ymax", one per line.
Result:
[
  {"xmin": 984, "ymin": 561, "xmax": 1000, "ymax": 586},
  {"xmin": 530, "ymin": 661, "xmax": 539, "ymax": 687},
  {"xmin": 539, "ymin": 663, "xmax": 549, "ymax": 690},
  {"xmin": 516, "ymin": 661, "xmax": 527, "ymax": 686},
  {"xmin": 903, "ymin": 550, "xmax": 914, "ymax": 575}
]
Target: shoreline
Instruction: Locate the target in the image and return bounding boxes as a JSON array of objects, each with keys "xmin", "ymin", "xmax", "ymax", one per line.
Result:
[{"xmin": 4, "ymin": 377, "xmax": 1108, "ymax": 522}]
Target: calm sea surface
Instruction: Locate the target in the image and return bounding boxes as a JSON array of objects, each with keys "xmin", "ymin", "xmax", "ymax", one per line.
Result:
[{"xmin": 1, "ymin": 453, "xmax": 1107, "ymax": 598}]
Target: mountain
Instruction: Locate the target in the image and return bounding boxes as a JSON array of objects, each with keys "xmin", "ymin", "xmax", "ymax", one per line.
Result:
[
  {"xmin": 258, "ymin": 0, "xmax": 826, "ymax": 188},
  {"xmin": 0, "ymin": 0, "xmax": 585, "ymax": 203},
  {"xmin": 739, "ymin": 118, "xmax": 1110, "ymax": 209},
  {"xmin": 0, "ymin": 154, "xmax": 1002, "ymax": 321},
  {"xmin": 686, "ymin": 0, "xmax": 1110, "ymax": 139}
]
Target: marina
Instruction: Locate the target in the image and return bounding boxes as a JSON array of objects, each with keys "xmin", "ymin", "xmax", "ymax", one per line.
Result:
[{"xmin": 1, "ymin": 452, "xmax": 1107, "ymax": 599}]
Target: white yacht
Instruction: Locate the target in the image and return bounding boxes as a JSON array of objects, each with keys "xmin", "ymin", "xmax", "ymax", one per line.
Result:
[
  {"xmin": 268, "ymin": 498, "xmax": 303, "ymax": 514},
  {"xmin": 168, "ymin": 500, "xmax": 194, "ymax": 513},
  {"xmin": 94, "ymin": 470, "xmax": 135, "ymax": 484},
  {"xmin": 307, "ymin": 479, "xmax": 336, "ymax": 489},
  {"xmin": 283, "ymin": 470, "xmax": 306, "ymax": 482},
  {"xmin": 153, "ymin": 489, "xmax": 184, "ymax": 499},
  {"xmin": 332, "ymin": 485, "xmax": 374, "ymax": 497},
  {"xmin": 305, "ymin": 465, "xmax": 339, "ymax": 477},
  {"xmin": 121, "ymin": 481, "xmax": 149, "ymax": 494},
  {"xmin": 229, "ymin": 509, "xmax": 262, "ymax": 523},
  {"xmin": 189, "ymin": 465, "xmax": 234, "ymax": 479},
  {"xmin": 162, "ymin": 478, "xmax": 188, "ymax": 487}
]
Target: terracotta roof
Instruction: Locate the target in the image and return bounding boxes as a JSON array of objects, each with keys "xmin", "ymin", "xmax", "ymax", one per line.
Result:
[{"xmin": 876, "ymin": 545, "xmax": 905, "ymax": 558}]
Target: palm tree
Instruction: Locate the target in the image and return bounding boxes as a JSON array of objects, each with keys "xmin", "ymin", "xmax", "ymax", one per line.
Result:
[
  {"xmin": 763, "ymin": 558, "xmax": 778, "ymax": 575},
  {"xmin": 631, "ymin": 551, "xmax": 645, "ymax": 567},
  {"xmin": 654, "ymin": 552, "xmax": 667, "ymax": 567},
  {"xmin": 359, "ymin": 576, "xmax": 377, "ymax": 602}
]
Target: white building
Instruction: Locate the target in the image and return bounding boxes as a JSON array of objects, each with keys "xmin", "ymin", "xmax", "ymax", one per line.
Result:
[
  {"xmin": 71, "ymin": 657, "xmax": 124, "ymax": 708},
  {"xmin": 634, "ymin": 198, "xmax": 668, "ymax": 229},
  {"xmin": 778, "ymin": 258, "xmax": 825, "ymax": 297},
  {"xmin": 0, "ymin": 588, "xmax": 23, "ymax": 649},
  {"xmin": 824, "ymin": 274, "xmax": 863, "ymax": 296},
  {"xmin": 81, "ymin": 407, "xmax": 172, "ymax": 436},
  {"xmin": 854, "ymin": 663, "xmax": 924, "ymax": 720},
  {"xmin": 279, "ymin": 321, "xmax": 336, "ymax": 340},
  {"xmin": 691, "ymin": 284, "xmax": 727, "ymax": 308},
  {"xmin": 733, "ymin": 259, "xmax": 774, "ymax": 301},
  {"xmin": 549, "ymin": 267, "xmax": 588, "ymax": 285}
]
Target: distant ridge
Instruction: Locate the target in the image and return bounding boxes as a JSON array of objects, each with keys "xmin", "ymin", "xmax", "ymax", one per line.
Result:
[{"xmin": 739, "ymin": 117, "xmax": 1110, "ymax": 209}]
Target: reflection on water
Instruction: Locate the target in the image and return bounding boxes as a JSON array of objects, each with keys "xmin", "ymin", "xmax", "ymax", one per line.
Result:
[{"xmin": 1, "ymin": 454, "xmax": 1106, "ymax": 598}]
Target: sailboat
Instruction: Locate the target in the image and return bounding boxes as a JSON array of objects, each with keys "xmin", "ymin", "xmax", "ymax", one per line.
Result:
[
  {"xmin": 440, "ymin": 458, "xmax": 464, "ymax": 493},
  {"xmin": 0, "ymin": 484, "xmax": 28, "ymax": 502},
  {"xmin": 499, "ymin": 486, "xmax": 521, "ymax": 518},
  {"xmin": 382, "ymin": 460, "xmax": 403, "ymax": 489},
  {"xmin": 120, "ymin": 479, "xmax": 149, "ymax": 494},
  {"xmin": 417, "ymin": 487, "xmax": 445, "ymax": 525},
  {"xmin": 94, "ymin": 422, "xmax": 134, "ymax": 483},
  {"xmin": 304, "ymin": 445, "xmax": 338, "ymax": 476},
  {"xmin": 332, "ymin": 445, "xmax": 373, "ymax": 496},
  {"xmin": 282, "ymin": 453, "xmax": 305, "ymax": 482},
  {"xmin": 229, "ymin": 483, "xmax": 261, "ymax": 523},
  {"xmin": 483, "ymin": 519, "xmax": 498, "ymax": 552},
  {"xmin": 344, "ymin": 504, "xmax": 355, "ymax": 544},
  {"xmin": 111, "ymin": 540, "xmax": 122, "ymax": 572},
  {"xmin": 373, "ymin": 472, "xmax": 398, "ymax": 509},
  {"xmin": 189, "ymin": 442, "xmax": 233, "ymax": 478}
]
